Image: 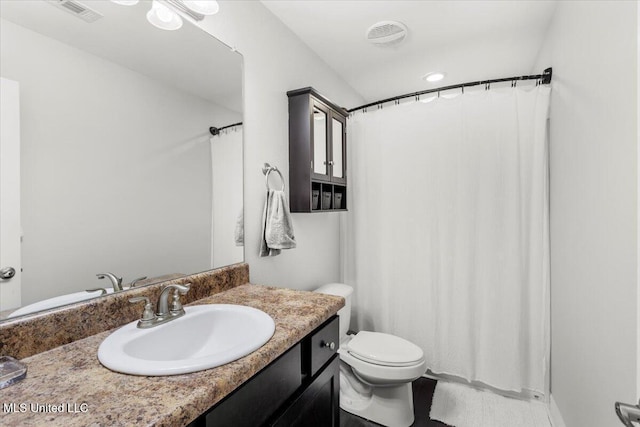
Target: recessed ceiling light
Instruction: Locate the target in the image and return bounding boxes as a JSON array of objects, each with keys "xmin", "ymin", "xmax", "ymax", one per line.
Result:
[{"xmin": 423, "ymin": 72, "xmax": 445, "ymax": 83}]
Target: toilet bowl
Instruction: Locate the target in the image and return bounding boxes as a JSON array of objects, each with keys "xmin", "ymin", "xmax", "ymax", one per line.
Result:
[{"xmin": 315, "ymin": 283, "xmax": 427, "ymax": 427}]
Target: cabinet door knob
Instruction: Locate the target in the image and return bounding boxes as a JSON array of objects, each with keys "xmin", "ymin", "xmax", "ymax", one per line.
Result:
[{"xmin": 322, "ymin": 341, "xmax": 335, "ymax": 350}]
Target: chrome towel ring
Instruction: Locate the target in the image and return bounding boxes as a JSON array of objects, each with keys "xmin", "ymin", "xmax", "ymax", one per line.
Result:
[{"xmin": 262, "ymin": 163, "xmax": 285, "ymax": 191}]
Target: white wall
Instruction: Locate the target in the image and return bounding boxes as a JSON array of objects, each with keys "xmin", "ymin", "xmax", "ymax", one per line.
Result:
[
  {"xmin": 533, "ymin": 2, "xmax": 638, "ymax": 426},
  {"xmin": 1, "ymin": 19, "xmax": 240, "ymax": 305},
  {"xmin": 196, "ymin": 1, "xmax": 364, "ymax": 289}
]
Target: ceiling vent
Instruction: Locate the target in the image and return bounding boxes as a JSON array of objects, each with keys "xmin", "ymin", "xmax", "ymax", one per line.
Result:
[
  {"xmin": 47, "ymin": 0, "xmax": 103, "ymax": 23},
  {"xmin": 366, "ymin": 21, "xmax": 408, "ymax": 46}
]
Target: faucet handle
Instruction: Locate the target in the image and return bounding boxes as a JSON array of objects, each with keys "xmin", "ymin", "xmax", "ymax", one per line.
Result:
[
  {"xmin": 169, "ymin": 283, "xmax": 191, "ymax": 315},
  {"xmin": 85, "ymin": 288, "xmax": 107, "ymax": 296},
  {"xmin": 129, "ymin": 296, "xmax": 156, "ymax": 326},
  {"xmin": 129, "ymin": 276, "xmax": 148, "ymax": 288}
]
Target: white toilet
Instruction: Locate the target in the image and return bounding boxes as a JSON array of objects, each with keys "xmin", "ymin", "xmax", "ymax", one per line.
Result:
[{"xmin": 315, "ymin": 283, "xmax": 427, "ymax": 427}]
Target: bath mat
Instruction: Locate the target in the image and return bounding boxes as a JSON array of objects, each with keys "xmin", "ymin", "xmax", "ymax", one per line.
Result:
[{"xmin": 429, "ymin": 381, "xmax": 551, "ymax": 427}]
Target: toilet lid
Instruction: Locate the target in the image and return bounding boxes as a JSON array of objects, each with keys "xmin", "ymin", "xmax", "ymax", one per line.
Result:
[{"xmin": 346, "ymin": 331, "xmax": 424, "ymax": 367}]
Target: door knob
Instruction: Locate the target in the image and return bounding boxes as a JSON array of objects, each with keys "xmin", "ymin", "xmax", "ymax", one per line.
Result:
[{"xmin": 0, "ymin": 267, "xmax": 16, "ymax": 280}]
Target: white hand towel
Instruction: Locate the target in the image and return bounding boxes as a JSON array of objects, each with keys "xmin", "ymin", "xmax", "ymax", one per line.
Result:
[{"xmin": 260, "ymin": 189, "xmax": 296, "ymax": 257}]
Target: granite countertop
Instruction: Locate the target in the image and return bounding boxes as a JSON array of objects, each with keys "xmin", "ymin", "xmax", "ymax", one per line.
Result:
[{"xmin": 1, "ymin": 284, "xmax": 344, "ymax": 427}]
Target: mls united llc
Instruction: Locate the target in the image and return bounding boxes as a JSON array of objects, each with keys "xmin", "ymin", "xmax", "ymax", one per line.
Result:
[{"xmin": 2, "ymin": 402, "xmax": 89, "ymax": 414}]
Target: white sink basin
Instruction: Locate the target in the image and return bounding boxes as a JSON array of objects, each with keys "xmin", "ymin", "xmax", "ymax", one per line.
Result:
[
  {"xmin": 97, "ymin": 304, "xmax": 275, "ymax": 376},
  {"xmin": 9, "ymin": 288, "xmax": 121, "ymax": 318}
]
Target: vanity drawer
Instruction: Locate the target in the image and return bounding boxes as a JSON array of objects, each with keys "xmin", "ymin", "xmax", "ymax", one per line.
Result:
[{"xmin": 305, "ymin": 315, "xmax": 339, "ymax": 378}]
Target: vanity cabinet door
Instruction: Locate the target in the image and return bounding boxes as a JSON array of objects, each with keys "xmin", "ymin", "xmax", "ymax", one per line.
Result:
[
  {"xmin": 270, "ymin": 355, "xmax": 340, "ymax": 427},
  {"xmin": 202, "ymin": 344, "xmax": 302, "ymax": 427}
]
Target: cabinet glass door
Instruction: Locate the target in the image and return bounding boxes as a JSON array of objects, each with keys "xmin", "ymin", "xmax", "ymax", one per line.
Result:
[
  {"xmin": 312, "ymin": 106, "xmax": 328, "ymax": 177},
  {"xmin": 331, "ymin": 117, "xmax": 344, "ymax": 178},
  {"xmin": 331, "ymin": 116, "xmax": 346, "ymax": 184}
]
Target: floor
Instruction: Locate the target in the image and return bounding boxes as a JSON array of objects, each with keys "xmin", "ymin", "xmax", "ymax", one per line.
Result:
[{"xmin": 340, "ymin": 378, "xmax": 452, "ymax": 427}]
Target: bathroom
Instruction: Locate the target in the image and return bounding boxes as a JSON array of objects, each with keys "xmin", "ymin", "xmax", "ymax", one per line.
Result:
[{"xmin": 0, "ymin": 1, "xmax": 637, "ymax": 427}]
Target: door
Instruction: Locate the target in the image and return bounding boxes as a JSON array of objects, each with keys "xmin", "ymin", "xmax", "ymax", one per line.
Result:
[{"xmin": 0, "ymin": 77, "xmax": 21, "ymax": 311}]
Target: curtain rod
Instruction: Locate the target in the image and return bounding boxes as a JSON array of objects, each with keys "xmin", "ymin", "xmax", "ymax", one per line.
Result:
[
  {"xmin": 209, "ymin": 122, "xmax": 243, "ymax": 136},
  {"xmin": 348, "ymin": 67, "xmax": 552, "ymax": 114}
]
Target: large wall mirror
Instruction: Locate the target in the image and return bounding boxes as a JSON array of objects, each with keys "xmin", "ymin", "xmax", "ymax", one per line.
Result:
[{"xmin": 0, "ymin": 0, "xmax": 243, "ymax": 321}]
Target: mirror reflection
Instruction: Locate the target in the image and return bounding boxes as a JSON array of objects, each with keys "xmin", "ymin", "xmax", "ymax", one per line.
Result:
[
  {"xmin": 312, "ymin": 108, "xmax": 326, "ymax": 175},
  {"xmin": 0, "ymin": 0, "xmax": 243, "ymax": 320}
]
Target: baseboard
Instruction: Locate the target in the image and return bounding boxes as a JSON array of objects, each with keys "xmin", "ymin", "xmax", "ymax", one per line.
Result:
[{"xmin": 549, "ymin": 394, "xmax": 567, "ymax": 427}]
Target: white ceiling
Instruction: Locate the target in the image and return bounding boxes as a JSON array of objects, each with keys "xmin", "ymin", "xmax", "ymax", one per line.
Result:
[
  {"xmin": 262, "ymin": 0, "xmax": 558, "ymax": 105},
  {"xmin": 0, "ymin": 0, "xmax": 242, "ymax": 112}
]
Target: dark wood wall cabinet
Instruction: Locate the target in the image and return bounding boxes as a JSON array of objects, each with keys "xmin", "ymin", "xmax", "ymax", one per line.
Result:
[
  {"xmin": 187, "ymin": 316, "xmax": 340, "ymax": 427},
  {"xmin": 288, "ymin": 87, "xmax": 348, "ymax": 212}
]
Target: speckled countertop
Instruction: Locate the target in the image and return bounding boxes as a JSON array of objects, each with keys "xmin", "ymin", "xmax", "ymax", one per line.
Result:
[{"xmin": 1, "ymin": 284, "xmax": 344, "ymax": 427}]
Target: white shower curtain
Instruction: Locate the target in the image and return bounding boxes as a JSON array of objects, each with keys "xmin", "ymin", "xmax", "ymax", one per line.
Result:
[
  {"xmin": 344, "ymin": 86, "xmax": 550, "ymax": 395},
  {"xmin": 210, "ymin": 127, "xmax": 244, "ymax": 269}
]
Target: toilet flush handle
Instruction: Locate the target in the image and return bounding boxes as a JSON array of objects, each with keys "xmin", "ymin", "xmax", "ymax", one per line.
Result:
[{"xmin": 322, "ymin": 341, "xmax": 336, "ymax": 350}]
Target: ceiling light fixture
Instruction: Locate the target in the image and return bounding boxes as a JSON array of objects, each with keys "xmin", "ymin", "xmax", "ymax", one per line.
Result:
[
  {"xmin": 147, "ymin": 0, "xmax": 183, "ymax": 31},
  {"xmin": 111, "ymin": 0, "xmax": 218, "ymax": 31},
  {"xmin": 183, "ymin": 0, "xmax": 219, "ymax": 15},
  {"xmin": 423, "ymin": 72, "xmax": 445, "ymax": 83}
]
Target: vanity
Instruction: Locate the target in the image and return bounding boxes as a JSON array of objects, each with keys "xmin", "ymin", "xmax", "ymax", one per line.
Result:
[
  {"xmin": 193, "ymin": 315, "xmax": 340, "ymax": 427},
  {"xmin": 0, "ymin": 275, "xmax": 344, "ymax": 427}
]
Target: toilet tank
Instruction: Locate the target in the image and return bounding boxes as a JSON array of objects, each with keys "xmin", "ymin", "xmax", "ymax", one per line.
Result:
[{"xmin": 314, "ymin": 283, "xmax": 353, "ymax": 338}]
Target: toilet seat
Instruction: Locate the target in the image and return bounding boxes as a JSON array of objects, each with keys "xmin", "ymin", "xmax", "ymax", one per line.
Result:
[{"xmin": 346, "ymin": 331, "xmax": 424, "ymax": 367}]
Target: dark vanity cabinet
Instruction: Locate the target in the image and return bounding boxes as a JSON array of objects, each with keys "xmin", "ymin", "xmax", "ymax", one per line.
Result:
[
  {"xmin": 288, "ymin": 87, "xmax": 348, "ymax": 212},
  {"xmin": 188, "ymin": 316, "xmax": 340, "ymax": 427}
]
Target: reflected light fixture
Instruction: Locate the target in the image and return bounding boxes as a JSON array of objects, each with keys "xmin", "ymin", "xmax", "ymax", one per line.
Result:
[
  {"xmin": 147, "ymin": 0, "xmax": 183, "ymax": 31},
  {"xmin": 183, "ymin": 1, "xmax": 219, "ymax": 15},
  {"xmin": 111, "ymin": 0, "xmax": 219, "ymax": 31},
  {"xmin": 423, "ymin": 72, "xmax": 445, "ymax": 83}
]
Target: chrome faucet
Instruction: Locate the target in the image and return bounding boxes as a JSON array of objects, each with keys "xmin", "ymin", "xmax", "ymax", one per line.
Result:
[
  {"xmin": 96, "ymin": 273, "xmax": 123, "ymax": 292},
  {"xmin": 157, "ymin": 284, "xmax": 190, "ymax": 317},
  {"xmin": 128, "ymin": 276, "xmax": 148, "ymax": 288},
  {"xmin": 129, "ymin": 283, "xmax": 191, "ymax": 329}
]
